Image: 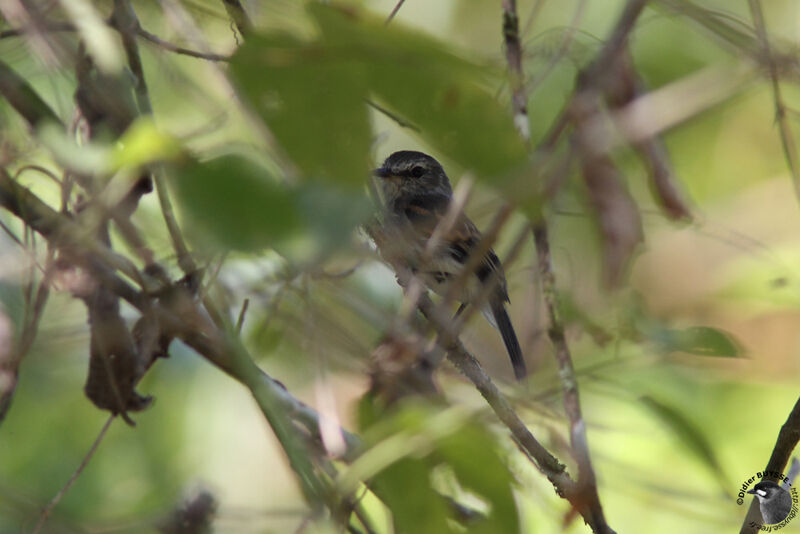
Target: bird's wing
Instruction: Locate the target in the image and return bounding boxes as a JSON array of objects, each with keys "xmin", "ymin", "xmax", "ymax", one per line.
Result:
[{"xmin": 400, "ymin": 194, "xmax": 509, "ymax": 302}]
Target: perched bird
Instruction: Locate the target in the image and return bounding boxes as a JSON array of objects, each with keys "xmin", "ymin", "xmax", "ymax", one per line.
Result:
[
  {"xmin": 373, "ymin": 150, "xmax": 526, "ymax": 380},
  {"xmin": 747, "ymin": 480, "xmax": 793, "ymax": 525}
]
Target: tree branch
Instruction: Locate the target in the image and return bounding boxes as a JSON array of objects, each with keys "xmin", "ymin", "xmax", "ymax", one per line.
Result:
[
  {"xmin": 417, "ymin": 293, "xmax": 568, "ymax": 482},
  {"xmin": 748, "ymin": 0, "xmax": 800, "ymax": 209},
  {"xmin": 503, "ymin": 0, "xmax": 617, "ymax": 531},
  {"xmin": 137, "ymin": 27, "xmax": 231, "ymax": 61},
  {"xmin": 0, "ymin": 166, "xmax": 362, "ymax": 494},
  {"xmin": 385, "ymin": 0, "xmax": 407, "ymax": 25},
  {"xmin": 31, "ymin": 415, "xmax": 114, "ymax": 534},
  {"xmin": 533, "ymin": 225, "xmax": 611, "ymax": 532},
  {"xmin": 112, "ymin": 0, "xmax": 197, "ymax": 276},
  {"xmin": 0, "ymin": 59, "xmax": 62, "ymax": 128},
  {"xmin": 220, "ymin": 0, "xmax": 253, "ymax": 40}
]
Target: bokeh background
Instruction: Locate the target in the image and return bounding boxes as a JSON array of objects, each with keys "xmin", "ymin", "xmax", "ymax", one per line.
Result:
[{"xmin": 2, "ymin": 0, "xmax": 800, "ymax": 532}]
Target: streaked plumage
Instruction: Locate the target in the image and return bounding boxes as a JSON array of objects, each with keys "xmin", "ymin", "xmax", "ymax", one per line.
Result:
[{"xmin": 373, "ymin": 151, "xmax": 526, "ymax": 380}]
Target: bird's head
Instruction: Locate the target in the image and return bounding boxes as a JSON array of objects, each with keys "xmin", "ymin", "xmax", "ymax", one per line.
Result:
[
  {"xmin": 747, "ymin": 480, "xmax": 785, "ymax": 501},
  {"xmin": 373, "ymin": 151, "xmax": 452, "ymax": 202}
]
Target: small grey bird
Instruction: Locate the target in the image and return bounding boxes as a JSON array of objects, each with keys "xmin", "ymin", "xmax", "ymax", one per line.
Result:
[
  {"xmin": 373, "ymin": 150, "xmax": 526, "ymax": 380},
  {"xmin": 747, "ymin": 480, "xmax": 792, "ymax": 525}
]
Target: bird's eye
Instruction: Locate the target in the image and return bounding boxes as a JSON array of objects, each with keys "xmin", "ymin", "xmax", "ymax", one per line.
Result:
[{"xmin": 410, "ymin": 166, "xmax": 425, "ymax": 178}]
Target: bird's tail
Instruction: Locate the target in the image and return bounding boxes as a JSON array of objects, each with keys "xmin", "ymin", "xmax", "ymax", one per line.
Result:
[{"xmin": 490, "ymin": 300, "xmax": 527, "ymax": 380}]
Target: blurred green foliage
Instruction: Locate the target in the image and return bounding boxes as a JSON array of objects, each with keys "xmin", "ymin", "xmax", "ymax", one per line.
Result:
[{"xmin": 1, "ymin": 1, "xmax": 800, "ymax": 534}]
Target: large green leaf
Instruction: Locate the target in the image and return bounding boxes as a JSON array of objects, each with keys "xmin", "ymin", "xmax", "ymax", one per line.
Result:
[
  {"xmin": 650, "ymin": 325, "xmax": 742, "ymax": 358},
  {"xmin": 173, "ymin": 155, "xmax": 299, "ymax": 251},
  {"xmin": 172, "ymin": 155, "xmax": 368, "ymax": 257},
  {"xmin": 310, "ymin": 4, "xmax": 529, "ymax": 181},
  {"xmin": 438, "ymin": 424, "xmax": 520, "ymax": 534},
  {"xmin": 373, "ymin": 457, "xmax": 456, "ymax": 534},
  {"xmin": 353, "ymin": 402, "xmax": 518, "ymax": 534},
  {"xmin": 230, "ymin": 32, "xmax": 371, "ymax": 189}
]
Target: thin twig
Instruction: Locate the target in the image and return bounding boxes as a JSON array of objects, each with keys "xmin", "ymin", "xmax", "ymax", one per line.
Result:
[
  {"xmin": 440, "ymin": 203, "xmax": 513, "ymax": 310},
  {"xmin": 502, "ymin": 0, "xmax": 530, "ymax": 142},
  {"xmin": 13, "ymin": 165, "xmax": 62, "ymax": 187},
  {"xmin": 391, "ymin": 176, "xmax": 474, "ymax": 326},
  {"xmin": 236, "ymin": 298, "xmax": 249, "ymax": 334},
  {"xmin": 532, "ymin": 224, "xmax": 610, "ymax": 531},
  {"xmin": 137, "ymin": 28, "xmax": 231, "ymax": 61},
  {"xmin": 385, "ymin": 0, "xmax": 406, "ymax": 25},
  {"xmin": 31, "ymin": 415, "xmax": 114, "ymax": 534},
  {"xmin": 416, "ymin": 295, "xmax": 564, "ymax": 476},
  {"xmin": 0, "ymin": 219, "xmax": 23, "ymax": 247},
  {"xmin": 220, "ymin": 0, "xmax": 253, "ymax": 39},
  {"xmin": 526, "ymin": 0, "xmax": 586, "ymax": 96},
  {"xmin": 113, "ymin": 0, "xmax": 197, "ymax": 276},
  {"xmin": 0, "ymin": 22, "xmax": 75, "ymax": 39},
  {"xmin": 0, "ymin": 20, "xmax": 230, "ymax": 61},
  {"xmin": 365, "ymin": 99, "xmax": 420, "ymax": 132},
  {"xmin": 748, "ymin": 0, "xmax": 800, "ymax": 208},
  {"xmin": 521, "ymin": 0, "xmax": 549, "ymax": 36},
  {"xmin": 0, "ymin": 169, "xmax": 151, "ymax": 293},
  {"xmin": 0, "ymin": 247, "xmax": 53, "ymax": 423},
  {"xmin": 159, "ymin": 0, "xmax": 294, "ymax": 179},
  {"xmin": 0, "ymin": 170, "xmax": 365, "ymax": 459},
  {"xmin": 364, "ymin": 221, "xmax": 573, "ymax": 489},
  {"xmin": 503, "ymin": 0, "xmax": 616, "ymax": 530}
]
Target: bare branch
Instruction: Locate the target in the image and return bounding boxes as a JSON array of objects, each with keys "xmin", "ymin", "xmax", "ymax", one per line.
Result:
[
  {"xmin": 236, "ymin": 298, "xmax": 250, "ymax": 334},
  {"xmin": 385, "ymin": 0, "xmax": 407, "ymax": 25},
  {"xmin": 0, "ymin": 165, "xmax": 361, "ymax": 457},
  {"xmin": 0, "ymin": 250, "xmax": 52, "ymax": 423},
  {"xmin": 365, "ymin": 220, "xmax": 575, "ymax": 492},
  {"xmin": 112, "ymin": 0, "xmax": 196, "ymax": 275},
  {"xmin": 1, "ymin": 20, "xmax": 231, "ymax": 62},
  {"xmin": 748, "ymin": 0, "xmax": 800, "ymax": 208},
  {"xmin": 31, "ymin": 415, "xmax": 114, "ymax": 534},
  {"xmin": 415, "ymin": 292, "xmax": 569, "ymax": 484},
  {"xmin": 221, "ymin": 0, "xmax": 253, "ymax": 40},
  {"xmin": 0, "ymin": 59, "xmax": 62, "ymax": 127},
  {"xmin": 365, "ymin": 99, "xmax": 420, "ymax": 131},
  {"xmin": 532, "ymin": 225, "xmax": 611, "ymax": 532},
  {"xmin": 503, "ymin": 0, "xmax": 622, "ymax": 530},
  {"xmin": 137, "ymin": 27, "xmax": 231, "ymax": 61}
]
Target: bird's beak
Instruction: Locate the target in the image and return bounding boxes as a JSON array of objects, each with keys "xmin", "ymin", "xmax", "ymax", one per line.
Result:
[
  {"xmin": 746, "ymin": 489, "xmax": 756, "ymax": 495},
  {"xmin": 373, "ymin": 166, "xmax": 391, "ymax": 178}
]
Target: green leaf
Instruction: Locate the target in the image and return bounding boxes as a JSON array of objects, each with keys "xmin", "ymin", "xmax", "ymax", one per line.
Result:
[
  {"xmin": 373, "ymin": 457, "xmax": 455, "ymax": 534},
  {"xmin": 173, "ymin": 155, "xmax": 300, "ymax": 251},
  {"xmin": 651, "ymin": 325, "xmax": 742, "ymax": 357},
  {"xmin": 640, "ymin": 395, "xmax": 731, "ymax": 495},
  {"xmin": 230, "ymin": 32, "xmax": 371, "ymax": 188},
  {"xmin": 437, "ymin": 424, "xmax": 519, "ymax": 534},
  {"xmin": 173, "ymin": 155, "xmax": 368, "ymax": 259},
  {"xmin": 309, "ymin": 4, "xmax": 528, "ymax": 181},
  {"xmin": 112, "ymin": 118, "xmax": 183, "ymax": 170},
  {"xmin": 350, "ymin": 403, "xmax": 518, "ymax": 534},
  {"xmin": 294, "ymin": 184, "xmax": 372, "ymax": 258}
]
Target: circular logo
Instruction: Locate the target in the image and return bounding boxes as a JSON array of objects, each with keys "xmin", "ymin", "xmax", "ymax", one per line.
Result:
[{"xmin": 737, "ymin": 471, "xmax": 799, "ymax": 530}]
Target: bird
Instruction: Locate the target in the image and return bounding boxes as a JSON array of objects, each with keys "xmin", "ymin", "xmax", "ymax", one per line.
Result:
[
  {"xmin": 747, "ymin": 480, "xmax": 793, "ymax": 525},
  {"xmin": 372, "ymin": 150, "xmax": 526, "ymax": 380}
]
